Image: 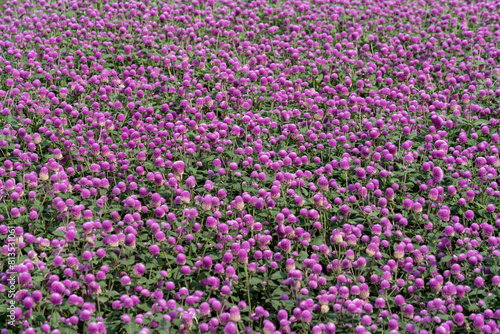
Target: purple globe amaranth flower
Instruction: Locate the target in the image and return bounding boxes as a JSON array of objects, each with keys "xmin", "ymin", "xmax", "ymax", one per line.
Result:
[
  {"xmin": 374, "ymin": 297, "xmax": 385, "ymax": 308},
  {"xmin": 355, "ymin": 168, "xmax": 366, "ymax": 179},
  {"xmin": 238, "ymin": 249, "xmax": 248, "ymax": 264},
  {"xmin": 202, "ymin": 196, "xmax": 212, "ymax": 211},
  {"xmin": 149, "ymin": 244, "xmax": 160, "ymax": 256},
  {"xmin": 465, "ymin": 190, "xmax": 475, "ymax": 202},
  {"xmin": 202, "ymin": 256, "xmax": 213, "ymax": 270},
  {"xmin": 492, "ymin": 276, "xmax": 500, "ymax": 287},
  {"xmin": 133, "ymin": 263, "xmax": 146, "ymax": 277},
  {"xmin": 385, "ymin": 188, "xmax": 394, "ymax": 201},
  {"xmin": 454, "ymin": 312, "xmax": 465, "ymax": 325},
  {"xmin": 234, "ymin": 196, "xmax": 244, "ymax": 211},
  {"xmin": 186, "ymin": 176, "xmax": 196, "ymax": 189},
  {"xmin": 366, "ymin": 243, "xmax": 379, "ymax": 257},
  {"xmin": 229, "ymin": 306, "xmax": 241, "ymax": 322},
  {"xmin": 474, "ymin": 277, "xmax": 485, "ymax": 288},
  {"xmin": 394, "ymin": 245, "xmax": 405, "ymax": 259},
  {"xmin": 340, "ymin": 158, "xmax": 350, "ymax": 170},
  {"xmin": 180, "ymin": 191, "xmax": 190, "ymax": 204},
  {"xmin": 51, "ymin": 293, "xmax": 63, "ymax": 305},
  {"xmin": 412, "ymin": 202, "xmax": 423, "ymax": 213},
  {"xmin": 331, "ymin": 229, "xmax": 343, "ymax": 244},
  {"xmin": 428, "ymin": 188, "xmax": 439, "ymax": 201},
  {"xmin": 172, "ymin": 161, "xmax": 185, "ymax": 180},
  {"xmin": 262, "ymin": 320, "xmax": 275, "ymax": 334},
  {"xmin": 224, "ymin": 322, "xmax": 237, "ymax": 334},
  {"xmin": 429, "ymin": 278, "xmax": 442, "ymax": 293},
  {"xmin": 317, "ymin": 176, "xmax": 329, "ymax": 192},
  {"xmin": 437, "ymin": 207, "xmax": 450, "ymax": 221},
  {"xmin": 402, "ymin": 199, "xmax": 413, "ymax": 210}
]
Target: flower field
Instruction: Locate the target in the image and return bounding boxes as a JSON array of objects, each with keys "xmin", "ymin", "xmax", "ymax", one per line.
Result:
[{"xmin": 0, "ymin": 0, "xmax": 500, "ymax": 332}]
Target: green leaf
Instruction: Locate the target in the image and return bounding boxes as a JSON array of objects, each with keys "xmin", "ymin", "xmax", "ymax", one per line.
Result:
[
  {"xmin": 441, "ymin": 255, "xmax": 452, "ymax": 262},
  {"xmin": 273, "ymin": 287, "xmax": 288, "ymax": 295},
  {"xmin": 250, "ymin": 277, "xmax": 263, "ymax": 284},
  {"xmin": 311, "ymin": 237, "xmax": 323, "ymax": 246},
  {"xmin": 125, "ymin": 322, "xmax": 138, "ymax": 334},
  {"xmin": 121, "ymin": 258, "xmax": 135, "ymax": 265},
  {"xmin": 270, "ymin": 271, "xmax": 286, "ymax": 280},
  {"xmin": 52, "ymin": 311, "xmax": 61, "ymax": 324},
  {"xmin": 109, "ymin": 251, "xmax": 118, "ymax": 261},
  {"xmin": 53, "ymin": 230, "xmax": 66, "ymax": 237},
  {"xmin": 474, "ymin": 119, "xmax": 488, "ymax": 126},
  {"xmin": 271, "ymin": 299, "xmax": 282, "ymax": 310}
]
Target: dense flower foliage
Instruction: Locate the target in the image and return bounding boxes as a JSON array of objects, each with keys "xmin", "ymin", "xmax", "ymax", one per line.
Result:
[{"xmin": 0, "ymin": 0, "xmax": 500, "ymax": 333}]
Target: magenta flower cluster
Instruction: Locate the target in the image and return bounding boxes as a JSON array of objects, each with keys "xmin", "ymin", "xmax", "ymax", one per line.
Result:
[{"xmin": 0, "ymin": 0, "xmax": 499, "ymax": 333}]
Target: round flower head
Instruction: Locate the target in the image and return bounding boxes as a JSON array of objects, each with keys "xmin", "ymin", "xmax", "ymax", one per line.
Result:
[
  {"xmin": 331, "ymin": 229, "xmax": 343, "ymax": 244},
  {"xmin": 403, "ymin": 305, "xmax": 414, "ymax": 319},
  {"xmin": 492, "ymin": 276, "xmax": 500, "ymax": 287},
  {"xmin": 340, "ymin": 158, "xmax": 350, "ymax": 170},
  {"xmin": 394, "ymin": 245, "xmax": 405, "ymax": 259},
  {"xmin": 454, "ymin": 312, "xmax": 465, "ymax": 325},
  {"xmin": 279, "ymin": 238, "xmax": 292, "ymax": 253},
  {"xmin": 51, "ymin": 293, "xmax": 62, "ymax": 305},
  {"xmin": 173, "ymin": 161, "xmax": 185, "ymax": 180},
  {"xmin": 181, "ymin": 313, "xmax": 193, "ymax": 330},
  {"xmin": 262, "ymin": 320, "xmax": 275, "ymax": 334},
  {"xmin": 432, "ymin": 167, "xmax": 444, "ymax": 183},
  {"xmin": 474, "ymin": 277, "xmax": 484, "ymax": 288},
  {"xmin": 186, "ymin": 176, "xmax": 196, "ymax": 189},
  {"xmin": 149, "ymin": 244, "xmax": 160, "ymax": 255},
  {"xmin": 224, "ymin": 322, "xmax": 237, "ymax": 334},
  {"xmin": 437, "ymin": 207, "xmax": 450, "ymax": 221},
  {"xmin": 402, "ymin": 199, "xmax": 413, "ymax": 210},
  {"xmin": 229, "ymin": 306, "xmax": 241, "ymax": 322},
  {"xmin": 374, "ymin": 297, "xmax": 385, "ymax": 308},
  {"xmin": 235, "ymin": 249, "xmax": 247, "ymax": 265},
  {"xmin": 206, "ymin": 216, "xmax": 218, "ymax": 229},
  {"xmin": 429, "ymin": 278, "xmax": 442, "ymax": 292},
  {"xmin": 318, "ymin": 176, "xmax": 329, "ymax": 192},
  {"xmin": 412, "ymin": 202, "xmax": 422, "ymax": 213},
  {"xmin": 133, "ymin": 263, "xmax": 146, "ymax": 277},
  {"xmin": 359, "ymin": 283, "xmax": 370, "ymax": 299},
  {"xmin": 428, "ymin": 188, "xmax": 439, "ymax": 201},
  {"xmin": 202, "ymin": 256, "xmax": 213, "ymax": 270},
  {"xmin": 181, "ymin": 191, "xmax": 190, "ymax": 204},
  {"xmin": 465, "ymin": 190, "xmax": 475, "ymax": 202},
  {"xmin": 202, "ymin": 196, "xmax": 212, "ymax": 211},
  {"xmin": 355, "ymin": 168, "xmax": 366, "ymax": 179},
  {"xmin": 385, "ymin": 188, "xmax": 394, "ymax": 201},
  {"xmin": 366, "ymin": 243, "xmax": 378, "ymax": 257},
  {"xmin": 234, "ymin": 196, "xmax": 244, "ymax": 211},
  {"xmin": 448, "ymin": 185, "xmax": 457, "ymax": 196}
]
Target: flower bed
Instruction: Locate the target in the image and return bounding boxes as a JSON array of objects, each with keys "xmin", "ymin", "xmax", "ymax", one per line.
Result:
[{"xmin": 0, "ymin": 0, "xmax": 499, "ymax": 333}]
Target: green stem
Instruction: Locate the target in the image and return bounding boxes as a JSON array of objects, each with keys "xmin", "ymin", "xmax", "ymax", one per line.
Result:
[{"xmin": 244, "ymin": 265, "xmax": 252, "ymax": 315}]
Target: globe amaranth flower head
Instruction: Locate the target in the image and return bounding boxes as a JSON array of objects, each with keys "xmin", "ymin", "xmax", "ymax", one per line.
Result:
[
  {"xmin": 173, "ymin": 161, "xmax": 185, "ymax": 180},
  {"xmin": 432, "ymin": 166, "xmax": 444, "ymax": 183}
]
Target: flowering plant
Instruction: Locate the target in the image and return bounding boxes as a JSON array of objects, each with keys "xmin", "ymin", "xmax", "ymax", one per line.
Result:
[{"xmin": 0, "ymin": 0, "xmax": 500, "ymax": 333}]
